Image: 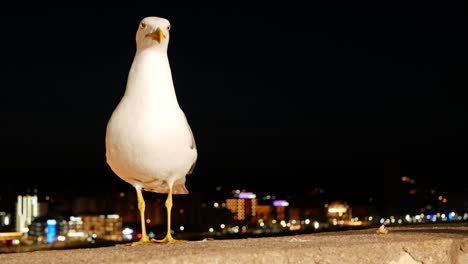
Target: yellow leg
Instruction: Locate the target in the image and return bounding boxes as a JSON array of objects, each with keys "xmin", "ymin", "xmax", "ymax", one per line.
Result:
[
  {"xmin": 118, "ymin": 188, "xmax": 150, "ymax": 246},
  {"xmin": 153, "ymin": 187, "xmax": 184, "ymax": 243},
  {"xmin": 137, "ymin": 188, "xmax": 149, "ymax": 242},
  {"xmin": 128, "ymin": 188, "xmax": 149, "ymax": 245}
]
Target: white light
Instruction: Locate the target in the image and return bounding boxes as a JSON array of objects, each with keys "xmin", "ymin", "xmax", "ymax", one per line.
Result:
[
  {"xmin": 380, "ymin": 218, "xmax": 385, "ymax": 224},
  {"xmin": 280, "ymin": 220, "xmax": 287, "ymax": 227},
  {"xmin": 313, "ymin": 221, "xmax": 319, "ymax": 229},
  {"xmin": 70, "ymin": 216, "xmax": 82, "ymax": 222},
  {"xmin": 209, "ymin": 228, "xmax": 214, "ymax": 233},
  {"xmin": 259, "ymin": 222, "xmax": 264, "ymax": 227},
  {"xmin": 328, "ymin": 208, "xmax": 347, "ymax": 213},
  {"xmin": 21, "ymin": 227, "xmax": 29, "ymax": 233},
  {"xmin": 273, "ymin": 200, "xmax": 289, "ymax": 207},
  {"xmin": 220, "ymin": 224, "xmax": 225, "ymax": 229},
  {"xmin": 4, "ymin": 216, "xmax": 9, "ymax": 226},
  {"xmin": 232, "ymin": 226, "xmax": 239, "ymax": 233},
  {"xmin": 368, "ymin": 216, "xmax": 373, "ymax": 221},
  {"xmin": 397, "ymin": 219, "xmax": 402, "ymax": 224},
  {"xmin": 305, "ymin": 219, "xmax": 311, "ymax": 225},
  {"xmin": 122, "ymin": 228, "xmax": 133, "ymax": 235},
  {"xmin": 68, "ymin": 231, "xmax": 85, "ymax": 237},
  {"xmin": 46, "ymin": 220, "xmax": 56, "ymax": 225},
  {"xmin": 92, "ymin": 233, "xmax": 97, "ymax": 238},
  {"xmin": 238, "ymin": 192, "xmax": 256, "ymax": 199},
  {"xmin": 57, "ymin": 235, "xmax": 66, "ymax": 242},
  {"xmin": 213, "ymin": 202, "xmax": 219, "ymax": 208},
  {"xmin": 107, "ymin": 214, "xmax": 119, "ymax": 219}
]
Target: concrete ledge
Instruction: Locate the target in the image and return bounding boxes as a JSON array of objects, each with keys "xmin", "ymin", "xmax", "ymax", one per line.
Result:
[{"xmin": 1, "ymin": 224, "xmax": 467, "ymax": 264}]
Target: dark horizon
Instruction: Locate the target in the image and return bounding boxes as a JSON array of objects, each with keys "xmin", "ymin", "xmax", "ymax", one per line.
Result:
[{"xmin": 0, "ymin": 5, "xmax": 467, "ymax": 209}]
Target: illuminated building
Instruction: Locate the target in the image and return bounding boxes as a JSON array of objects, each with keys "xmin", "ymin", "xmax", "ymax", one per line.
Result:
[
  {"xmin": 67, "ymin": 216, "xmax": 85, "ymax": 240},
  {"xmin": 15, "ymin": 195, "xmax": 41, "ymax": 233},
  {"xmin": 255, "ymin": 205, "xmax": 273, "ymax": 221},
  {"xmin": 28, "ymin": 217, "xmax": 68, "ymax": 243},
  {"xmin": 226, "ymin": 192, "xmax": 258, "ymax": 222},
  {"xmin": 325, "ymin": 201, "xmax": 352, "ymax": 225},
  {"xmin": 46, "ymin": 219, "xmax": 57, "ymax": 243},
  {"xmin": 288, "ymin": 207, "xmax": 300, "ymax": 222},
  {"xmin": 81, "ymin": 214, "xmax": 123, "ymax": 241},
  {"xmin": 273, "ymin": 200, "xmax": 289, "ymax": 220}
]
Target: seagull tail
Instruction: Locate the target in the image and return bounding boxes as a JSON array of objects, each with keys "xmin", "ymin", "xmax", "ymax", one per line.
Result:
[{"xmin": 172, "ymin": 182, "xmax": 189, "ymax": 194}]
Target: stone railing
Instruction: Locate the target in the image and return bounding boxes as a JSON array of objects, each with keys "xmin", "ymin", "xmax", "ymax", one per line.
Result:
[{"xmin": 0, "ymin": 224, "xmax": 467, "ymax": 263}]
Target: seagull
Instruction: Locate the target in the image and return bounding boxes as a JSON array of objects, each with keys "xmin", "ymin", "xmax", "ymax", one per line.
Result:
[{"xmin": 105, "ymin": 16, "xmax": 197, "ymax": 244}]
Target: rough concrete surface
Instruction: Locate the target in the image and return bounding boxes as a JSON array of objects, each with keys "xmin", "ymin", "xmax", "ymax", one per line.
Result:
[{"xmin": 1, "ymin": 224, "xmax": 467, "ymax": 264}]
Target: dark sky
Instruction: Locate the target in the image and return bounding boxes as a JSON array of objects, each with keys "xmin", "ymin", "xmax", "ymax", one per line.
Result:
[{"xmin": 0, "ymin": 5, "xmax": 467, "ymax": 201}]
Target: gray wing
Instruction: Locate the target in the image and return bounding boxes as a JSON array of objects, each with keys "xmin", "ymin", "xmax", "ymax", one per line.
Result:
[{"xmin": 182, "ymin": 111, "xmax": 197, "ymax": 174}]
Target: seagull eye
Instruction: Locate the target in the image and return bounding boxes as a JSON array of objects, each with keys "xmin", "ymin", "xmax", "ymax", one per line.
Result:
[
  {"xmin": 166, "ymin": 25, "xmax": 171, "ymax": 31},
  {"xmin": 140, "ymin": 22, "xmax": 147, "ymax": 29}
]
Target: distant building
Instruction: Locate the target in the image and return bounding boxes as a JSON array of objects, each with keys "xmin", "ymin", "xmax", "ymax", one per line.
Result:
[
  {"xmin": 67, "ymin": 216, "xmax": 85, "ymax": 241},
  {"xmin": 273, "ymin": 200, "xmax": 290, "ymax": 221},
  {"xmin": 28, "ymin": 217, "xmax": 68, "ymax": 243},
  {"xmin": 226, "ymin": 192, "xmax": 258, "ymax": 222},
  {"xmin": 255, "ymin": 205, "xmax": 273, "ymax": 221},
  {"xmin": 288, "ymin": 207, "xmax": 301, "ymax": 221},
  {"xmin": 16, "ymin": 195, "xmax": 46, "ymax": 233},
  {"xmin": 325, "ymin": 201, "xmax": 352, "ymax": 224},
  {"xmin": 81, "ymin": 214, "xmax": 123, "ymax": 241}
]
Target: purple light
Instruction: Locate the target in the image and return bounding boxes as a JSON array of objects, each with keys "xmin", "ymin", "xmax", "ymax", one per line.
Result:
[
  {"xmin": 238, "ymin": 192, "xmax": 256, "ymax": 199},
  {"xmin": 273, "ymin": 200, "xmax": 289, "ymax": 207}
]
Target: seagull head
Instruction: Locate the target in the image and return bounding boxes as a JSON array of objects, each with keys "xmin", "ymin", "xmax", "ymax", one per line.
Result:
[{"xmin": 135, "ymin": 17, "xmax": 171, "ymax": 51}]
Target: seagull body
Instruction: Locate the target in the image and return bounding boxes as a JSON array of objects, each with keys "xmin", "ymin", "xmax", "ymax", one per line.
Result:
[
  {"xmin": 106, "ymin": 49, "xmax": 196, "ymax": 194},
  {"xmin": 105, "ymin": 16, "xmax": 197, "ymax": 243}
]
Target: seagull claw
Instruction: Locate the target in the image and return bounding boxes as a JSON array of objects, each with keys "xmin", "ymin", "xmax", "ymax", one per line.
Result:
[{"xmin": 151, "ymin": 237, "xmax": 186, "ymax": 243}]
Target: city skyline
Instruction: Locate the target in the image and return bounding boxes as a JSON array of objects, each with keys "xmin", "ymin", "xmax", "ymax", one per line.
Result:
[{"xmin": 0, "ymin": 6, "xmax": 467, "ymax": 203}]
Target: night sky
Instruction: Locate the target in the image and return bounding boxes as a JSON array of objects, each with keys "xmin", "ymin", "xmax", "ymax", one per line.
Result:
[{"xmin": 0, "ymin": 6, "xmax": 467, "ymax": 203}]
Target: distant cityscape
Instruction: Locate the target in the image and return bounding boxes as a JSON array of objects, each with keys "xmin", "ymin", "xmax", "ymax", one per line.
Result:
[{"xmin": 1, "ymin": 174, "xmax": 467, "ymax": 253}]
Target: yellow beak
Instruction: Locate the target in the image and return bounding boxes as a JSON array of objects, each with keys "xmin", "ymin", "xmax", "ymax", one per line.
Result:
[{"xmin": 146, "ymin": 27, "xmax": 166, "ymax": 43}]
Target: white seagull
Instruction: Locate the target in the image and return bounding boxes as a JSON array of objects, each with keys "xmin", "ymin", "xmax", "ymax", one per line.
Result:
[{"xmin": 105, "ymin": 16, "xmax": 197, "ymax": 244}]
